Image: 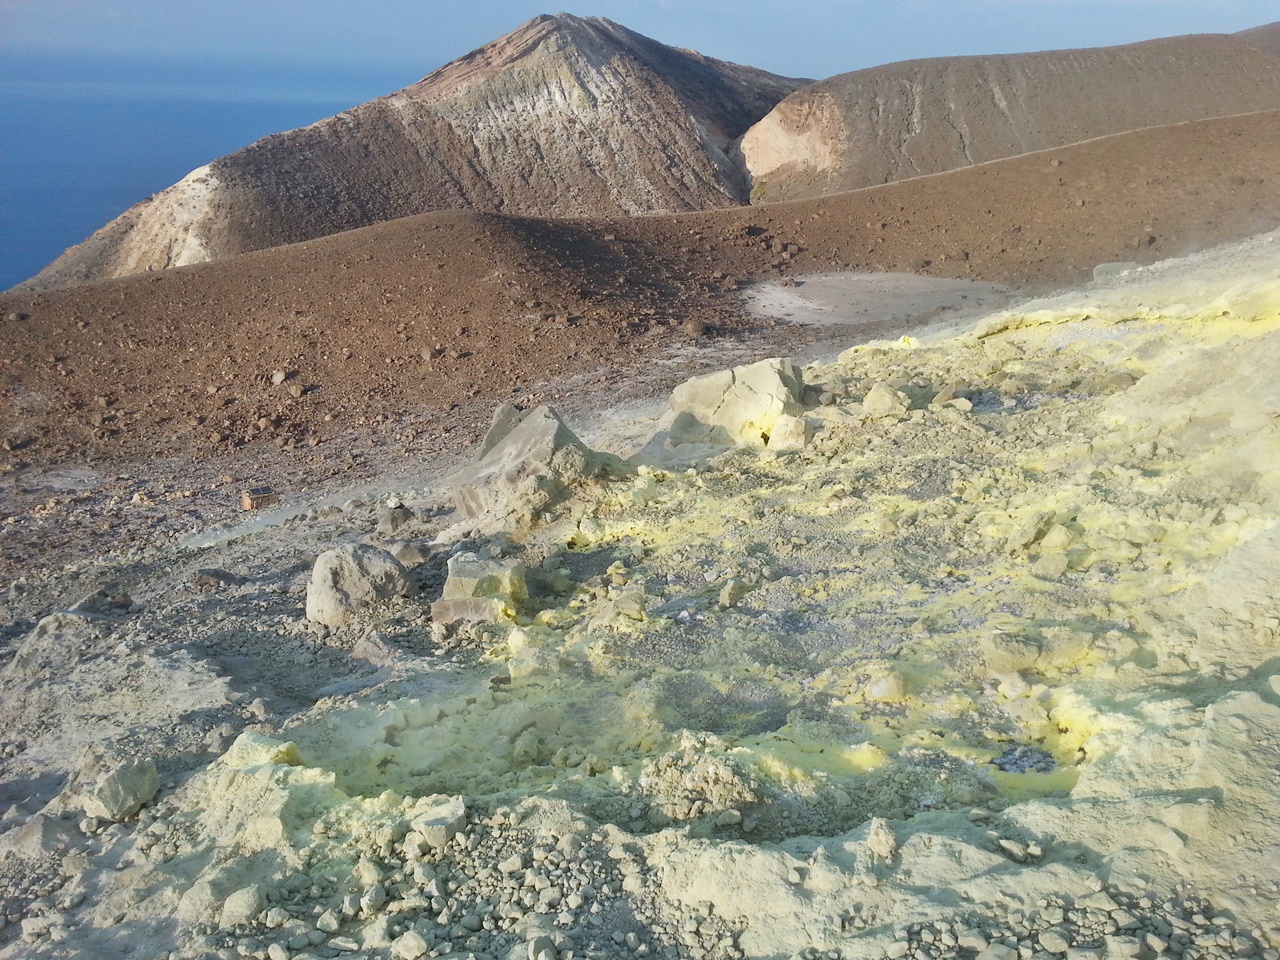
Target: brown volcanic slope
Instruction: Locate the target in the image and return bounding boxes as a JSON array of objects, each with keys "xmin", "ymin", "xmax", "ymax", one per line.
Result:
[
  {"xmin": 1237, "ymin": 22, "xmax": 1280, "ymax": 59},
  {"xmin": 4, "ymin": 109, "xmax": 1280, "ymax": 478},
  {"xmin": 742, "ymin": 29, "xmax": 1280, "ymax": 203},
  {"xmin": 22, "ymin": 14, "xmax": 804, "ymax": 291}
]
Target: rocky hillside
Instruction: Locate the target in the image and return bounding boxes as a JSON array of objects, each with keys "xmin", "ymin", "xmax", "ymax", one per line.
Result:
[
  {"xmin": 1238, "ymin": 21, "xmax": 1280, "ymax": 58},
  {"xmin": 4, "ymin": 108, "xmax": 1280, "ymax": 511},
  {"xmin": 22, "ymin": 14, "xmax": 804, "ymax": 291},
  {"xmin": 742, "ymin": 28, "xmax": 1280, "ymax": 202}
]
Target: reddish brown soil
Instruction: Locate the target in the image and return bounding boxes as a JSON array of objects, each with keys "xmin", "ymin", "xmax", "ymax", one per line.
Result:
[{"xmin": 3, "ymin": 109, "xmax": 1280, "ymax": 580}]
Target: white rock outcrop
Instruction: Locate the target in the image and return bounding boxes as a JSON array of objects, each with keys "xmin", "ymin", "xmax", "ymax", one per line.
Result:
[
  {"xmin": 669, "ymin": 357, "xmax": 805, "ymax": 446},
  {"xmin": 449, "ymin": 405, "xmax": 625, "ymax": 528}
]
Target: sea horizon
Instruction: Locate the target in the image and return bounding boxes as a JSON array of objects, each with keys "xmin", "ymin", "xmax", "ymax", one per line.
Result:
[{"xmin": 0, "ymin": 51, "xmax": 420, "ymax": 291}]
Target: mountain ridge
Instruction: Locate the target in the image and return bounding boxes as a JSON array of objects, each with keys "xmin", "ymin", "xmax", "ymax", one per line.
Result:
[
  {"xmin": 21, "ymin": 14, "xmax": 804, "ymax": 291},
  {"xmin": 742, "ymin": 28, "xmax": 1280, "ymax": 202},
  {"xmin": 5, "ymin": 109, "xmax": 1280, "ymax": 473}
]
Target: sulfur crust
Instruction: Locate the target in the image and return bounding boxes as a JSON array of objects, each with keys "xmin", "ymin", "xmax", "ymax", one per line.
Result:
[{"xmin": 99, "ymin": 235, "xmax": 1280, "ymax": 954}]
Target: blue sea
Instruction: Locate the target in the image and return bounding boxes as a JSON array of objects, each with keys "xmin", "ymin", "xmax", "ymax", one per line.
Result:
[{"xmin": 0, "ymin": 53, "xmax": 419, "ymax": 291}]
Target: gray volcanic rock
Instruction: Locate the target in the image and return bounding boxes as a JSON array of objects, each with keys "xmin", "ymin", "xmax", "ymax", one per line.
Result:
[
  {"xmin": 742, "ymin": 30, "xmax": 1280, "ymax": 203},
  {"xmin": 24, "ymin": 14, "xmax": 804, "ymax": 290},
  {"xmin": 305, "ymin": 543, "xmax": 415, "ymax": 627},
  {"xmin": 449, "ymin": 404, "xmax": 627, "ymax": 528}
]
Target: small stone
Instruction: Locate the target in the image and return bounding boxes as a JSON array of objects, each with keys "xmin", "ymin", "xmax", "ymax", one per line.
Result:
[
  {"xmin": 360, "ymin": 884, "xmax": 387, "ymax": 916},
  {"xmin": 997, "ymin": 838, "xmax": 1028, "ymax": 862},
  {"xmin": 1039, "ymin": 928, "xmax": 1071, "ymax": 954},
  {"xmin": 376, "ymin": 504, "xmax": 416, "ymax": 536},
  {"xmin": 1144, "ymin": 933, "xmax": 1169, "ymax": 954},
  {"xmin": 1110, "ymin": 910, "xmax": 1140, "ymax": 930},
  {"xmin": 767, "ymin": 414, "xmax": 811, "ymax": 451},
  {"xmin": 409, "ymin": 796, "xmax": 467, "ymax": 849},
  {"xmin": 305, "ymin": 543, "xmax": 415, "ymax": 627},
  {"xmin": 391, "ymin": 929, "xmax": 429, "ymax": 960},
  {"xmin": 219, "ymin": 885, "xmax": 266, "ymax": 928},
  {"xmin": 316, "ymin": 910, "xmax": 341, "ymax": 934},
  {"xmin": 862, "ymin": 382, "xmax": 910, "ymax": 419},
  {"xmin": 1031, "ymin": 553, "xmax": 1069, "ymax": 579},
  {"xmin": 717, "ymin": 579, "xmax": 752, "ymax": 609},
  {"xmin": 271, "ymin": 369, "xmax": 288, "ymax": 385},
  {"xmin": 976, "ymin": 945, "xmax": 1019, "ymax": 960},
  {"xmin": 1103, "ymin": 935, "xmax": 1143, "ymax": 958},
  {"xmin": 958, "ymin": 931, "xmax": 989, "ymax": 952}
]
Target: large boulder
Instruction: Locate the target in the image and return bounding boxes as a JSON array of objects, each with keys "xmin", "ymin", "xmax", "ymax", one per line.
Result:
[
  {"xmin": 305, "ymin": 544, "xmax": 416, "ymax": 627},
  {"xmin": 449, "ymin": 405, "xmax": 625, "ymax": 527},
  {"xmin": 669, "ymin": 358, "xmax": 805, "ymax": 446}
]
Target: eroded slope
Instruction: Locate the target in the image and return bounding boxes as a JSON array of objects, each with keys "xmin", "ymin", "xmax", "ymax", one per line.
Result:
[
  {"xmin": 742, "ymin": 30, "xmax": 1280, "ymax": 202},
  {"xmin": 22, "ymin": 14, "xmax": 803, "ymax": 290}
]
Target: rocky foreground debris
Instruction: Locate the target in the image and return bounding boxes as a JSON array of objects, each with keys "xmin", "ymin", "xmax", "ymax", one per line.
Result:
[{"xmin": 3, "ymin": 234, "xmax": 1280, "ymax": 958}]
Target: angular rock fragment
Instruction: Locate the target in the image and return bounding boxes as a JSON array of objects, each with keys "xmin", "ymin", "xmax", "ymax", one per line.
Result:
[
  {"xmin": 219, "ymin": 884, "xmax": 265, "ymax": 928},
  {"xmin": 305, "ymin": 543, "xmax": 415, "ymax": 627},
  {"xmin": 409, "ymin": 796, "xmax": 467, "ymax": 849},
  {"xmin": 866, "ymin": 816, "xmax": 897, "ymax": 862},
  {"xmin": 82, "ymin": 757, "xmax": 158, "ymax": 821},
  {"xmin": 669, "ymin": 357, "xmax": 805, "ymax": 446},
  {"xmin": 587, "ymin": 585, "xmax": 647, "ymax": 629},
  {"xmin": 718, "ymin": 578, "xmax": 753, "ymax": 609},
  {"xmin": 375, "ymin": 502, "xmax": 416, "ymax": 536},
  {"xmin": 861, "ymin": 381, "xmax": 910, "ymax": 419},
  {"xmin": 1032, "ymin": 553, "xmax": 1070, "ymax": 579},
  {"xmin": 384, "ymin": 539, "xmax": 428, "ymax": 567},
  {"xmin": 1006, "ymin": 510, "xmax": 1055, "ymax": 554},
  {"xmin": 392, "ymin": 930, "xmax": 429, "ymax": 960},
  {"xmin": 766, "ymin": 413, "xmax": 812, "ymax": 451},
  {"xmin": 449, "ymin": 404, "xmax": 625, "ymax": 527},
  {"xmin": 430, "ymin": 551, "xmax": 527, "ymax": 624}
]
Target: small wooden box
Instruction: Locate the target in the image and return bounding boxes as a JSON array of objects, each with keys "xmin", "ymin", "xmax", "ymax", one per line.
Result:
[{"xmin": 241, "ymin": 487, "xmax": 279, "ymax": 511}]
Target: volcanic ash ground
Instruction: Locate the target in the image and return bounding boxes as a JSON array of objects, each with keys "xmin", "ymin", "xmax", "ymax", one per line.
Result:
[{"xmin": 3, "ymin": 233, "xmax": 1280, "ymax": 960}]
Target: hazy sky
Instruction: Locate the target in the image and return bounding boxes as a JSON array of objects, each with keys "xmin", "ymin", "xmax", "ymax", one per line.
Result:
[{"xmin": 3, "ymin": 0, "xmax": 1278, "ymax": 82}]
